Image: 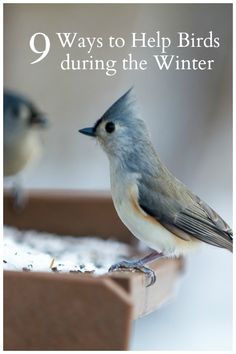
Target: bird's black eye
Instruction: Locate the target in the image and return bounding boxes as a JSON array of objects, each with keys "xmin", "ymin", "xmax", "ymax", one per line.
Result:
[{"xmin": 105, "ymin": 121, "xmax": 115, "ymax": 133}]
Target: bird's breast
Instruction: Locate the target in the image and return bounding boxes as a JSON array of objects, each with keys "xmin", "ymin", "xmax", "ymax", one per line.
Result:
[
  {"xmin": 110, "ymin": 168, "xmax": 198, "ymax": 256},
  {"xmin": 4, "ymin": 133, "xmax": 41, "ymax": 177}
]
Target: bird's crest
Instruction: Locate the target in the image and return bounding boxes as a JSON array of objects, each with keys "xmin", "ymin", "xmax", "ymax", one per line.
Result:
[{"xmin": 101, "ymin": 87, "xmax": 137, "ymax": 123}]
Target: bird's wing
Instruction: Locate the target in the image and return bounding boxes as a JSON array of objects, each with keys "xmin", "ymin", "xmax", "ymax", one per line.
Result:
[{"xmin": 137, "ymin": 172, "xmax": 233, "ymax": 251}]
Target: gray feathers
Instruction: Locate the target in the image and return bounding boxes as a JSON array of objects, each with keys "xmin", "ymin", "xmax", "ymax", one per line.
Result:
[
  {"xmin": 100, "ymin": 87, "xmax": 136, "ymax": 124},
  {"xmin": 4, "ymin": 91, "xmax": 35, "ymax": 116},
  {"xmin": 137, "ymin": 171, "xmax": 233, "ymax": 252},
  {"xmin": 95, "ymin": 87, "xmax": 149, "ymax": 141},
  {"xmin": 4, "ymin": 91, "xmax": 47, "ymax": 177},
  {"xmin": 4, "ymin": 91, "xmax": 47, "ymax": 141},
  {"xmin": 93, "ymin": 88, "xmax": 153, "ymax": 163}
]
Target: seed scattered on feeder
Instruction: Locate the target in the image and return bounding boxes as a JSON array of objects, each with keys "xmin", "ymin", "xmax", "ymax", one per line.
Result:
[
  {"xmin": 50, "ymin": 258, "xmax": 56, "ymax": 269},
  {"xmin": 3, "ymin": 226, "xmax": 144, "ymax": 275},
  {"xmin": 22, "ymin": 267, "xmax": 30, "ymax": 272}
]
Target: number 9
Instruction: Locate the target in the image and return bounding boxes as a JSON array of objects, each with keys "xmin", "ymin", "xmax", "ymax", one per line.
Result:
[{"xmin": 30, "ymin": 32, "xmax": 50, "ymax": 64}]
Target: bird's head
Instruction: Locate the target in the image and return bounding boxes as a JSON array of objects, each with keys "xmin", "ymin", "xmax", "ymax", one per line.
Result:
[
  {"xmin": 4, "ymin": 91, "xmax": 48, "ymax": 144},
  {"xmin": 79, "ymin": 88, "xmax": 150, "ymax": 159}
]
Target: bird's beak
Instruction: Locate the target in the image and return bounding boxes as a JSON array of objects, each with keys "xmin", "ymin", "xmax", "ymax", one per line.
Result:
[
  {"xmin": 79, "ymin": 127, "xmax": 96, "ymax": 137},
  {"xmin": 30, "ymin": 113, "xmax": 48, "ymax": 127}
]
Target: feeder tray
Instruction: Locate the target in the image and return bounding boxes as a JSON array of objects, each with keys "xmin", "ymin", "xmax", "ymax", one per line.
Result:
[{"xmin": 4, "ymin": 190, "xmax": 184, "ymax": 350}]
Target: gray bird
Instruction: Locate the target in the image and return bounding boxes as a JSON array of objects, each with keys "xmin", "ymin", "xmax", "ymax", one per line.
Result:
[
  {"xmin": 79, "ymin": 88, "xmax": 233, "ymax": 286},
  {"xmin": 4, "ymin": 91, "xmax": 47, "ymax": 206}
]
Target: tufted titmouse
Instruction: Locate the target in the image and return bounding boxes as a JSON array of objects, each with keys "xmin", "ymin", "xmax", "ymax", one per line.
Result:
[
  {"xmin": 79, "ymin": 89, "xmax": 233, "ymax": 286},
  {"xmin": 4, "ymin": 91, "xmax": 47, "ymax": 206}
]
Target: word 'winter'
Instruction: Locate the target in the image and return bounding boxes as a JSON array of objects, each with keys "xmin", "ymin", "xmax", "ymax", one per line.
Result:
[{"xmin": 153, "ymin": 55, "xmax": 214, "ymax": 70}]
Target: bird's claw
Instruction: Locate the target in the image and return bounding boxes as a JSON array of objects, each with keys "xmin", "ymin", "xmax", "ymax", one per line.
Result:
[
  {"xmin": 109, "ymin": 260, "xmax": 156, "ymax": 287},
  {"xmin": 12, "ymin": 185, "xmax": 26, "ymax": 212}
]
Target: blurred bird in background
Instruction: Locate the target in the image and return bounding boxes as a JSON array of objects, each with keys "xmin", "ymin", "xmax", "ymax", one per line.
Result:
[
  {"xmin": 4, "ymin": 91, "xmax": 48, "ymax": 208},
  {"xmin": 79, "ymin": 89, "xmax": 233, "ymax": 286}
]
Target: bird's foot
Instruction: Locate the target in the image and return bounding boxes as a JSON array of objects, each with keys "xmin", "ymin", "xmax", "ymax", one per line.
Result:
[
  {"xmin": 12, "ymin": 185, "xmax": 26, "ymax": 211},
  {"xmin": 109, "ymin": 259, "xmax": 156, "ymax": 287}
]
